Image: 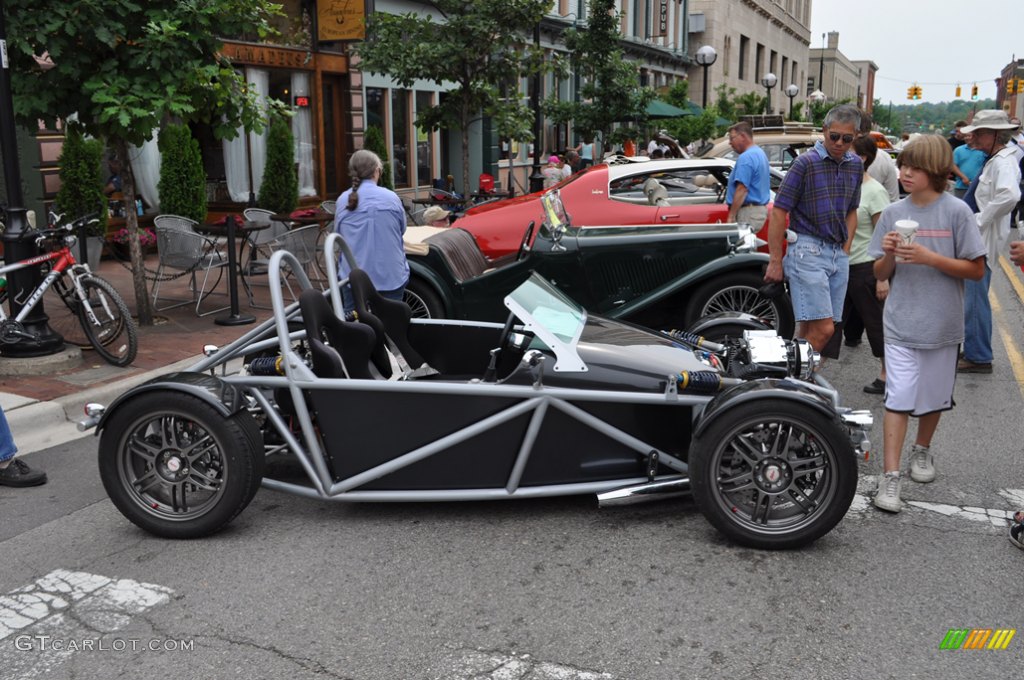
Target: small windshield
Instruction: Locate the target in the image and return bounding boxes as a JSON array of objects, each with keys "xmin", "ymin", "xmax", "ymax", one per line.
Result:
[{"xmin": 503, "ymin": 273, "xmax": 587, "ymax": 372}]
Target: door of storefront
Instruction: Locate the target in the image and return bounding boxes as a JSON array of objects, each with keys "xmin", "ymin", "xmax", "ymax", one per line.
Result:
[{"xmin": 321, "ymin": 75, "xmax": 348, "ymax": 198}]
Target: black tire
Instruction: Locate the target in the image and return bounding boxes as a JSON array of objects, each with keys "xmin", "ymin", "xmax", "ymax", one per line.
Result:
[
  {"xmin": 99, "ymin": 392, "xmax": 263, "ymax": 538},
  {"xmin": 76, "ymin": 276, "xmax": 138, "ymax": 366},
  {"xmin": 43, "ymin": 277, "xmax": 91, "ymax": 348},
  {"xmin": 404, "ymin": 277, "xmax": 445, "ymax": 319},
  {"xmin": 690, "ymin": 399, "xmax": 856, "ymax": 550},
  {"xmin": 684, "ymin": 270, "xmax": 795, "ymax": 339}
]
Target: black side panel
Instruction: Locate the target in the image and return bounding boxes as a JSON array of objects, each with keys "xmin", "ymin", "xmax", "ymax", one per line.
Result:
[
  {"xmin": 518, "ymin": 402, "xmax": 693, "ymax": 486},
  {"xmin": 407, "ymin": 323, "xmax": 519, "ymax": 377},
  {"xmin": 308, "ymin": 389, "xmax": 529, "ymax": 489}
]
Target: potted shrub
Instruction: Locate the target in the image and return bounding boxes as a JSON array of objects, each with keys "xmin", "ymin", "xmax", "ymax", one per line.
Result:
[
  {"xmin": 157, "ymin": 123, "xmax": 207, "ymax": 224},
  {"xmin": 258, "ymin": 115, "xmax": 299, "ymax": 214},
  {"xmin": 363, "ymin": 125, "xmax": 393, "ymax": 190},
  {"xmin": 55, "ymin": 126, "xmax": 108, "ymax": 270}
]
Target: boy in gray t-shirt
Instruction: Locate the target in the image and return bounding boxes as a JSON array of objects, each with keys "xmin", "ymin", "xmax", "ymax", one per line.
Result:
[{"xmin": 866, "ymin": 136, "xmax": 986, "ymax": 513}]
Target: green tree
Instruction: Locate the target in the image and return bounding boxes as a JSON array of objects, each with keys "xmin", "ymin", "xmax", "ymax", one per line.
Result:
[
  {"xmin": 258, "ymin": 115, "xmax": 299, "ymax": 214},
  {"xmin": 55, "ymin": 127, "xmax": 108, "ymax": 238},
  {"xmin": 734, "ymin": 91, "xmax": 766, "ymax": 117},
  {"xmin": 356, "ymin": 0, "xmax": 550, "ymax": 197},
  {"xmin": 7, "ymin": 0, "xmax": 279, "ymax": 325},
  {"xmin": 362, "ymin": 126, "xmax": 393, "ymax": 191},
  {"xmin": 157, "ymin": 124, "xmax": 207, "ymax": 224},
  {"xmin": 713, "ymin": 83, "xmax": 738, "ymax": 123},
  {"xmin": 544, "ymin": 0, "xmax": 655, "ymax": 147}
]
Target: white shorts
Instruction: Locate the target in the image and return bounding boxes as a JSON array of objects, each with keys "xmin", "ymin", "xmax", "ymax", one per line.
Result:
[{"xmin": 883, "ymin": 344, "xmax": 958, "ymax": 416}]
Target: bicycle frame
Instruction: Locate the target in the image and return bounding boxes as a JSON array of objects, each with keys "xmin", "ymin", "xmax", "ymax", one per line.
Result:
[{"xmin": 0, "ymin": 241, "xmax": 99, "ymax": 327}]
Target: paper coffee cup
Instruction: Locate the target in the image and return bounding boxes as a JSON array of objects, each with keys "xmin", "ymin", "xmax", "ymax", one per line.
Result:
[{"xmin": 894, "ymin": 219, "xmax": 918, "ymax": 260}]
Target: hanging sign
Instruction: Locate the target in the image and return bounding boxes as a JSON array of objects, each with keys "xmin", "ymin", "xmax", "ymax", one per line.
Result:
[{"xmin": 318, "ymin": 0, "xmax": 366, "ymax": 42}]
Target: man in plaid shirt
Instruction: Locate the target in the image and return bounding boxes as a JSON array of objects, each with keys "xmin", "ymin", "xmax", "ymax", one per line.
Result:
[{"xmin": 764, "ymin": 104, "xmax": 863, "ymax": 353}]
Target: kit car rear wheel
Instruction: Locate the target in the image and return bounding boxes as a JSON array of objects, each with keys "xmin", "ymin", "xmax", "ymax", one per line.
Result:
[
  {"xmin": 690, "ymin": 399, "xmax": 856, "ymax": 549},
  {"xmin": 99, "ymin": 392, "xmax": 262, "ymax": 538},
  {"xmin": 685, "ymin": 271, "xmax": 795, "ymax": 339}
]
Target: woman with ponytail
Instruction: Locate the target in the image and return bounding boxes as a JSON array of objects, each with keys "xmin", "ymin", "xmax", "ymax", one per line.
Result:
[{"xmin": 335, "ymin": 149, "xmax": 408, "ymax": 312}]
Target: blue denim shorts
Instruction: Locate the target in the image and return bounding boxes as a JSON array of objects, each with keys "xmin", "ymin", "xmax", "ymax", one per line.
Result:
[{"xmin": 783, "ymin": 233, "xmax": 849, "ymax": 322}]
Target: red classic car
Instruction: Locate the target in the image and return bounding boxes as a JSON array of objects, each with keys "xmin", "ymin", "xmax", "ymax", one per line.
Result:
[{"xmin": 455, "ymin": 156, "xmax": 782, "ymax": 259}]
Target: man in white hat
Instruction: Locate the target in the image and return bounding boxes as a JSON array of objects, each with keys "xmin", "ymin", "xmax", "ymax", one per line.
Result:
[
  {"xmin": 958, "ymin": 110, "xmax": 1022, "ymax": 373},
  {"xmin": 422, "ymin": 205, "xmax": 451, "ymax": 228}
]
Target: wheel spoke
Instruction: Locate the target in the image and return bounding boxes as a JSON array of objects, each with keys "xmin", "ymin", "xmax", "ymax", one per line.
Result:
[
  {"xmin": 133, "ymin": 470, "xmax": 162, "ymax": 494},
  {"xmin": 729, "ymin": 434, "xmax": 764, "ymax": 467},
  {"xmin": 750, "ymin": 490, "xmax": 775, "ymax": 524},
  {"xmin": 718, "ymin": 469, "xmax": 755, "ymax": 493},
  {"xmin": 127, "ymin": 436, "xmax": 159, "ymax": 463},
  {"xmin": 184, "ymin": 435, "xmax": 218, "ymax": 463},
  {"xmin": 768, "ymin": 422, "xmax": 794, "ymax": 457},
  {"xmin": 170, "ymin": 482, "xmax": 188, "ymax": 513},
  {"xmin": 186, "ymin": 467, "xmax": 221, "ymax": 491},
  {"xmin": 786, "ymin": 489, "xmax": 817, "ymax": 514}
]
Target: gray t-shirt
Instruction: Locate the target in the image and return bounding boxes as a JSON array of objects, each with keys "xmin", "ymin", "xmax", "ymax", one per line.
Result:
[{"xmin": 867, "ymin": 192, "xmax": 986, "ymax": 349}]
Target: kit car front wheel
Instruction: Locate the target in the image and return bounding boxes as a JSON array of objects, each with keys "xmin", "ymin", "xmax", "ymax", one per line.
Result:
[
  {"xmin": 690, "ymin": 399, "xmax": 856, "ymax": 549},
  {"xmin": 99, "ymin": 392, "xmax": 262, "ymax": 538}
]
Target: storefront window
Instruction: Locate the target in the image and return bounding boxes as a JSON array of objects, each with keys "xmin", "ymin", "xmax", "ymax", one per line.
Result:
[{"xmin": 391, "ymin": 89, "xmax": 410, "ymax": 187}]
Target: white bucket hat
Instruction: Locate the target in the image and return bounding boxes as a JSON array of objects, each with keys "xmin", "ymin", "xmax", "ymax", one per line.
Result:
[{"xmin": 960, "ymin": 109, "xmax": 1020, "ymax": 133}]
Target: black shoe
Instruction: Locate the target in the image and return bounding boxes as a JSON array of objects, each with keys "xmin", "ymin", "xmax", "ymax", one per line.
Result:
[
  {"xmin": 844, "ymin": 338, "xmax": 862, "ymax": 347},
  {"xmin": 957, "ymin": 359, "xmax": 993, "ymax": 374},
  {"xmin": 0, "ymin": 459, "xmax": 48, "ymax": 487},
  {"xmin": 863, "ymin": 379, "xmax": 886, "ymax": 394}
]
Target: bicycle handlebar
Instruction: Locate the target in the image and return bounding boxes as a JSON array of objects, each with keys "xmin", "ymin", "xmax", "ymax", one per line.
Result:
[{"xmin": 24, "ymin": 213, "xmax": 101, "ymax": 242}]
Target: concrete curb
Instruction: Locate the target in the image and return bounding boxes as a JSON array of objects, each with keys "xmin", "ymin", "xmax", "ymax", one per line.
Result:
[{"xmin": 2, "ymin": 355, "xmax": 207, "ymax": 455}]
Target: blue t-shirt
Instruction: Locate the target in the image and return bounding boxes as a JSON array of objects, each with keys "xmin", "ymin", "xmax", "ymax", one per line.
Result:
[
  {"xmin": 335, "ymin": 180, "xmax": 409, "ymax": 292},
  {"xmin": 726, "ymin": 144, "xmax": 771, "ymax": 207},
  {"xmin": 953, "ymin": 145, "xmax": 986, "ymax": 190}
]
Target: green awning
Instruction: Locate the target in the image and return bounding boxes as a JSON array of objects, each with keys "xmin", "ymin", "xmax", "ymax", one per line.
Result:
[{"xmin": 645, "ymin": 99, "xmax": 690, "ymax": 118}]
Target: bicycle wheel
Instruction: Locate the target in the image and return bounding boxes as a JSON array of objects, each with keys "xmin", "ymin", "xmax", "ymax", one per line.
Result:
[
  {"xmin": 76, "ymin": 276, "xmax": 138, "ymax": 366},
  {"xmin": 43, "ymin": 277, "xmax": 91, "ymax": 348}
]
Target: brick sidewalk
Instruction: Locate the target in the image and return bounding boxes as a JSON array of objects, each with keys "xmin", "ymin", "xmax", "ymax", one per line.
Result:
[{"xmin": 0, "ymin": 252, "xmax": 278, "ymax": 403}]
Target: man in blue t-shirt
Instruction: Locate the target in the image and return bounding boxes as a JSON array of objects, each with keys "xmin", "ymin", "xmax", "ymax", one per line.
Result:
[
  {"xmin": 951, "ymin": 141, "xmax": 986, "ymax": 199},
  {"xmin": 725, "ymin": 122, "xmax": 771, "ymax": 230}
]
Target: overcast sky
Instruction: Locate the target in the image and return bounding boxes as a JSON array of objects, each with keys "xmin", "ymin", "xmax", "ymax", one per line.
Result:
[{"xmin": 809, "ymin": 0, "xmax": 1020, "ymax": 105}]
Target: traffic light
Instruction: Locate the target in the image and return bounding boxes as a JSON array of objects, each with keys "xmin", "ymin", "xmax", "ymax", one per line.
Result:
[
  {"xmin": 915, "ymin": 85, "xmax": 923, "ymax": 99},
  {"xmin": 907, "ymin": 86, "xmax": 915, "ymax": 100},
  {"xmin": 956, "ymin": 84, "xmax": 962, "ymax": 98},
  {"xmin": 971, "ymin": 83, "xmax": 979, "ymax": 100}
]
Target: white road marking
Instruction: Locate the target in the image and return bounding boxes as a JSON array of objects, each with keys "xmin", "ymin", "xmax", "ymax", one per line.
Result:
[
  {"xmin": 0, "ymin": 570, "xmax": 173, "ymax": 678},
  {"xmin": 439, "ymin": 651, "xmax": 614, "ymax": 680},
  {"xmin": 846, "ymin": 476, "xmax": 1019, "ymax": 528}
]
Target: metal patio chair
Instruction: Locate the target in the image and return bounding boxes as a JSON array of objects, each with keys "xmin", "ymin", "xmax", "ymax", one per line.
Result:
[{"xmin": 152, "ymin": 225, "xmax": 230, "ymax": 317}]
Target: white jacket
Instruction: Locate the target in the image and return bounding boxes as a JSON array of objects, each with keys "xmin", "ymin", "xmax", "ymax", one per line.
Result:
[{"xmin": 975, "ymin": 145, "xmax": 1022, "ymax": 264}]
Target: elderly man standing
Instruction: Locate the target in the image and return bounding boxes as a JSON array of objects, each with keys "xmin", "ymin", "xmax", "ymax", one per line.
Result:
[
  {"xmin": 764, "ymin": 105, "xmax": 863, "ymax": 352},
  {"xmin": 958, "ymin": 110, "xmax": 1022, "ymax": 373},
  {"xmin": 725, "ymin": 122, "xmax": 771, "ymax": 229}
]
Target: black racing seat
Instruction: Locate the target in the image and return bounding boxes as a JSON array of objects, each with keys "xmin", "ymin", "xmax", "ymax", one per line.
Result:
[
  {"xmin": 298, "ymin": 289, "xmax": 376, "ymax": 379},
  {"xmin": 348, "ymin": 267, "xmax": 432, "ymax": 378}
]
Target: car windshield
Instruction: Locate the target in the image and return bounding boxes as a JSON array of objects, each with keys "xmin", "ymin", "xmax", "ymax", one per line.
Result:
[{"xmin": 503, "ymin": 273, "xmax": 587, "ymax": 372}]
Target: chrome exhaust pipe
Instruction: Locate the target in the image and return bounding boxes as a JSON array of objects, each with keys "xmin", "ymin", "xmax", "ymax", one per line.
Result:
[{"xmin": 597, "ymin": 477, "xmax": 691, "ymax": 507}]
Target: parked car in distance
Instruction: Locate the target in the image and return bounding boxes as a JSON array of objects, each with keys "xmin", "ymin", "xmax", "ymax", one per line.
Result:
[
  {"xmin": 702, "ymin": 123, "xmax": 821, "ymax": 175},
  {"xmin": 404, "ymin": 192, "xmax": 795, "ymax": 339},
  {"xmin": 454, "ymin": 157, "xmax": 783, "ymax": 259}
]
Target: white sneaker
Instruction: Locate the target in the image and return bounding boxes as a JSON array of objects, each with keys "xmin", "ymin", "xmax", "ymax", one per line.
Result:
[
  {"xmin": 908, "ymin": 445, "xmax": 935, "ymax": 483},
  {"xmin": 873, "ymin": 472, "xmax": 903, "ymax": 513}
]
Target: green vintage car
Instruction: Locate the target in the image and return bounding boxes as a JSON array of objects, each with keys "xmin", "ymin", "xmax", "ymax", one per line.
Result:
[{"xmin": 403, "ymin": 192, "xmax": 794, "ymax": 337}]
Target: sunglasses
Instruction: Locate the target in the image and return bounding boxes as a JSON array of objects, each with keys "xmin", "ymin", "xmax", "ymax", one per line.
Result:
[{"xmin": 828, "ymin": 132, "xmax": 855, "ymax": 144}]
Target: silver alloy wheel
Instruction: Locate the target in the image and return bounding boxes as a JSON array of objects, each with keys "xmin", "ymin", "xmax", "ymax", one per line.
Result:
[
  {"xmin": 118, "ymin": 411, "xmax": 228, "ymax": 522},
  {"xmin": 708, "ymin": 415, "xmax": 839, "ymax": 534}
]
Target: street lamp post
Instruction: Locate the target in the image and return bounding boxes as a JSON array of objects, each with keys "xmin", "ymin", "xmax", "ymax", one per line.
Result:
[
  {"xmin": 695, "ymin": 45, "xmax": 717, "ymax": 110},
  {"xmin": 761, "ymin": 73, "xmax": 777, "ymax": 115},
  {"xmin": 785, "ymin": 83, "xmax": 800, "ymax": 120},
  {"xmin": 818, "ymin": 32, "xmax": 826, "ymax": 97},
  {"xmin": 528, "ymin": 22, "xmax": 545, "ymax": 194},
  {"xmin": 0, "ymin": 2, "xmax": 63, "ymax": 357}
]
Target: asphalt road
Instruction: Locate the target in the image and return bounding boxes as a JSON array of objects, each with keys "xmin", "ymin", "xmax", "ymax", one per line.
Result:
[{"xmin": 2, "ymin": 259, "xmax": 1024, "ymax": 679}]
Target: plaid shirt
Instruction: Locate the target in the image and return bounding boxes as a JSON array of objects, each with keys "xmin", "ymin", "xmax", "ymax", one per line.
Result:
[{"xmin": 774, "ymin": 141, "xmax": 863, "ymax": 243}]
